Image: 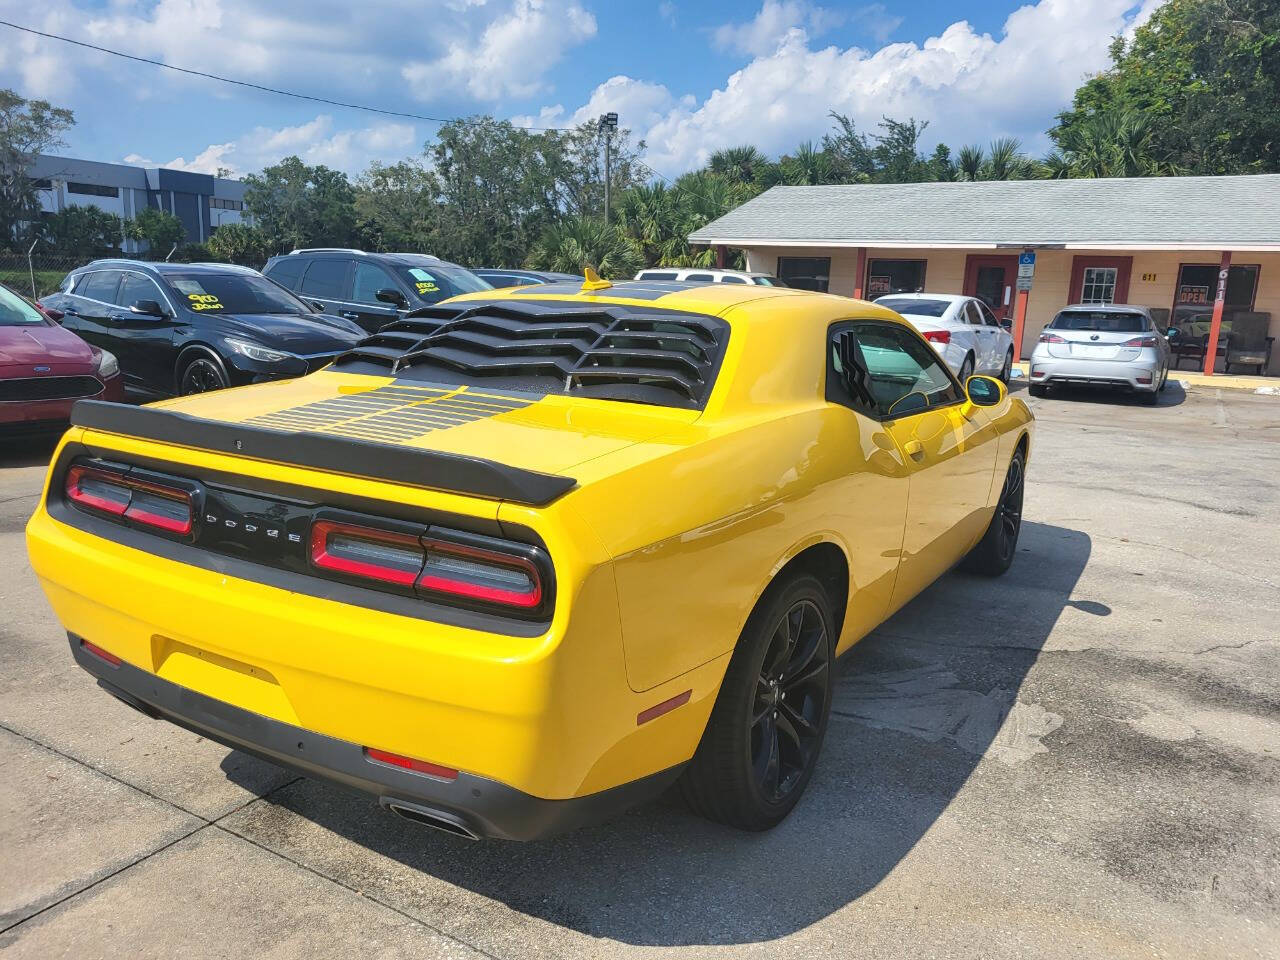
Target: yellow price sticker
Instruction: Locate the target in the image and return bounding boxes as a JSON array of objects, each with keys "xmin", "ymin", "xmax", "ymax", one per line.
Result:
[
  {"xmin": 187, "ymin": 293, "xmax": 223, "ymax": 311},
  {"xmin": 415, "ymin": 281, "xmax": 439, "ymax": 294}
]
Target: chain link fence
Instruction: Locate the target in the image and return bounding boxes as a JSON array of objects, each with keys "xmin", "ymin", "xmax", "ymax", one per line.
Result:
[{"xmin": 0, "ymin": 252, "xmax": 269, "ymax": 300}]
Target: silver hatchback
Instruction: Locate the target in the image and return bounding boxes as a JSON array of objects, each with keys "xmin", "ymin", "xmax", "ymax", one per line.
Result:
[{"xmin": 1029, "ymin": 304, "xmax": 1171, "ymax": 405}]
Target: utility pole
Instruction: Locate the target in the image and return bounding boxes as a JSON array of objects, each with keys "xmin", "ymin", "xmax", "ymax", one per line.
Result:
[{"xmin": 598, "ymin": 112, "xmax": 618, "ymax": 225}]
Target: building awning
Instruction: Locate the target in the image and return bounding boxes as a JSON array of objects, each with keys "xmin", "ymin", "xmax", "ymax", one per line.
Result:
[{"xmin": 688, "ymin": 174, "xmax": 1280, "ymax": 252}]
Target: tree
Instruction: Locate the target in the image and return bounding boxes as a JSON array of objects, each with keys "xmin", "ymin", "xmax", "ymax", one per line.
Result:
[
  {"xmin": 0, "ymin": 89, "xmax": 74, "ymax": 250},
  {"xmin": 821, "ymin": 113, "xmax": 875, "ymax": 183},
  {"xmin": 525, "ymin": 216, "xmax": 642, "ymax": 278},
  {"xmin": 708, "ymin": 145, "xmax": 771, "ymax": 186},
  {"xmin": 548, "ymin": 120, "xmax": 647, "ymax": 220},
  {"xmin": 207, "ymin": 222, "xmax": 271, "ymax": 265},
  {"xmin": 1051, "ymin": 0, "xmax": 1280, "ymax": 174},
  {"xmin": 39, "ymin": 205, "xmax": 123, "ymax": 257},
  {"xmin": 242, "ymin": 156, "xmax": 357, "ymax": 252},
  {"xmin": 1050, "ymin": 109, "xmax": 1170, "ymax": 177},
  {"xmin": 125, "ymin": 207, "xmax": 186, "ymax": 255},
  {"xmin": 354, "ymin": 160, "xmax": 439, "ymax": 252},
  {"xmin": 954, "ymin": 139, "xmax": 1041, "ymax": 181}
]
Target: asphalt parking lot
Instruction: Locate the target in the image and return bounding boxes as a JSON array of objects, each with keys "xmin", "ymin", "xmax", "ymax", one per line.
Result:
[{"xmin": 2, "ymin": 382, "xmax": 1278, "ymax": 959}]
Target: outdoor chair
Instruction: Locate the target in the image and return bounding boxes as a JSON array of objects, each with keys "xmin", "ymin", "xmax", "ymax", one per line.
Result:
[
  {"xmin": 1224, "ymin": 312, "xmax": 1274, "ymax": 375},
  {"xmin": 1170, "ymin": 319, "xmax": 1229, "ymax": 371}
]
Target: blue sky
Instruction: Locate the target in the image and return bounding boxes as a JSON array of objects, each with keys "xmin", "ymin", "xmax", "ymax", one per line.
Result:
[{"xmin": 0, "ymin": 0, "xmax": 1163, "ymax": 179}]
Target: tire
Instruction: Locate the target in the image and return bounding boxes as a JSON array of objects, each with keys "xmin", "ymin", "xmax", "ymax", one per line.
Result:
[
  {"xmin": 178, "ymin": 352, "xmax": 230, "ymax": 395},
  {"xmin": 1028, "ymin": 383, "xmax": 1048, "ymax": 398},
  {"xmin": 1158, "ymin": 363, "xmax": 1169, "ymax": 392},
  {"xmin": 958, "ymin": 354, "xmax": 975, "ymax": 383},
  {"xmin": 680, "ymin": 573, "xmax": 835, "ymax": 831},
  {"xmin": 963, "ymin": 447, "xmax": 1025, "ymax": 577},
  {"xmin": 1000, "ymin": 349, "xmax": 1014, "ymax": 384}
]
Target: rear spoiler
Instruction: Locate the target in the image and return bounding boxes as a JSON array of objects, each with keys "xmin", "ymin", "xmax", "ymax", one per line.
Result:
[{"xmin": 70, "ymin": 400, "xmax": 577, "ymax": 507}]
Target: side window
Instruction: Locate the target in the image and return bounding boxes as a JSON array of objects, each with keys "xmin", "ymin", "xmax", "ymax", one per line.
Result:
[
  {"xmin": 351, "ymin": 262, "xmax": 399, "ymax": 304},
  {"xmin": 116, "ymin": 272, "xmax": 165, "ymax": 309},
  {"xmin": 979, "ymin": 302, "xmax": 999, "ymax": 327},
  {"xmin": 721, "ymin": 275, "xmax": 748, "ymax": 284},
  {"xmin": 299, "ymin": 259, "xmax": 349, "ymax": 300},
  {"xmin": 964, "ymin": 301, "xmax": 984, "ymax": 325},
  {"xmin": 79, "ymin": 271, "xmax": 123, "ymax": 304},
  {"xmin": 828, "ymin": 321, "xmax": 961, "ymax": 418},
  {"xmin": 685, "ymin": 273, "xmax": 714, "ymax": 282},
  {"xmin": 265, "ymin": 257, "xmax": 305, "ymax": 290}
]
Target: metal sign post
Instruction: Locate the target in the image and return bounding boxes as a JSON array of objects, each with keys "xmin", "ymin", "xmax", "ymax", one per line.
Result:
[{"xmin": 1012, "ymin": 251, "xmax": 1035, "ymax": 361}]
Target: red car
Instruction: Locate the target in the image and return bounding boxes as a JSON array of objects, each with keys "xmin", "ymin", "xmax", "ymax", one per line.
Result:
[{"xmin": 1, "ymin": 282, "xmax": 124, "ymax": 435}]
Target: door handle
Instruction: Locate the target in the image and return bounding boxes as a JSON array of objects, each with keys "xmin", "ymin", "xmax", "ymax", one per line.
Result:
[
  {"xmin": 340, "ymin": 311, "xmax": 359, "ymax": 320},
  {"xmin": 904, "ymin": 439, "xmax": 926, "ymax": 461}
]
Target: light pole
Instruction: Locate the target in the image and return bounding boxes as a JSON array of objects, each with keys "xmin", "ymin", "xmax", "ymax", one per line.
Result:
[{"xmin": 598, "ymin": 112, "xmax": 618, "ymax": 225}]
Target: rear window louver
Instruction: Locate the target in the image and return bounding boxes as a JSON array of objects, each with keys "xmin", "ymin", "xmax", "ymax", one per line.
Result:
[{"xmin": 332, "ymin": 300, "xmax": 729, "ymax": 409}]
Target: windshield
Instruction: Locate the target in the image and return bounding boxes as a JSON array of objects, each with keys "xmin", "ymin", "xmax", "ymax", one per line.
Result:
[
  {"xmin": 166, "ymin": 273, "xmax": 313, "ymax": 315},
  {"xmin": 394, "ymin": 262, "xmax": 491, "ymax": 304},
  {"xmin": 1051, "ymin": 310, "xmax": 1148, "ymax": 333},
  {"xmin": 0, "ymin": 284, "xmax": 47, "ymax": 326},
  {"xmin": 877, "ymin": 297, "xmax": 952, "ymax": 317}
]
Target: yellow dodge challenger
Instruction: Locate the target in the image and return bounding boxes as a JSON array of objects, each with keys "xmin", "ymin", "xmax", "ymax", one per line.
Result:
[{"xmin": 26, "ymin": 277, "xmax": 1032, "ymax": 840}]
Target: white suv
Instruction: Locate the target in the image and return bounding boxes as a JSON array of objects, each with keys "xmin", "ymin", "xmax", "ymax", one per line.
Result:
[{"xmin": 634, "ymin": 268, "xmax": 787, "ymax": 287}]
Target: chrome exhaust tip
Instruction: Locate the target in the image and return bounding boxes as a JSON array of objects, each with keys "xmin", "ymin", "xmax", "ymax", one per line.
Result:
[{"xmin": 380, "ymin": 799, "xmax": 481, "ymax": 841}]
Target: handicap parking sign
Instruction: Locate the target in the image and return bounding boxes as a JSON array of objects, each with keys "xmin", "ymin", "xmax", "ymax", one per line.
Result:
[{"xmin": 1018, "ymin": 252, "xmax": 1036, "ymax": 266}]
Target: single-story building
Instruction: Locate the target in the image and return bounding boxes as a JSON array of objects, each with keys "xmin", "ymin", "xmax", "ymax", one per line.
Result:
[{"xmin": 689, "ymin": 174, "xmax": 1280, "ymax": 376}]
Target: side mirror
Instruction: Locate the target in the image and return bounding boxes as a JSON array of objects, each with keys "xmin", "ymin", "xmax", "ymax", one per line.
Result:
[
  {"xmin": 965, "ymin": 374, "xmax": 1006, "ymax": 407},
  {"xmin": 375, "ymin": 287, "xmax": 407, "ymax": 307},
  {"xmin": 999, "ymin": 317, "xmax": 1013, "ymax": 330},
  {"xmin": 129, "ymin": 299, "xmax": 168, "ymax": 318}
]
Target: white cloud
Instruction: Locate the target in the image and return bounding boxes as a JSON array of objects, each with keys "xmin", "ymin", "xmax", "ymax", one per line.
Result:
[
  {"xmin": 138, "ymin": 115, "xmax": 417, "ymax": 177},
  {"xmin": 566, "ymin": 0, "xmax": 1162, "ymax": 177},
  {"xmin": 857, "ymin": 3, "xmax": 903, "ymax": 45},
  {"xmin": 0, "ymin": 0, "xmax": 595, "ymax": 105},
  {"xmin": 402, "ymin": 0, "xmax": 598, "ymax": 100},
  {"xmin": 713, "ymin": 0, "xmax": 845, "ymax": 57},
  {"xmin": 658, "ymin": 1, "xmax": 677, "ymax": 26}
]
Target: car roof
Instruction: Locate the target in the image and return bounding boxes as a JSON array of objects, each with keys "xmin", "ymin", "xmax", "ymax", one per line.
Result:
[
  {"xmin": 875, "ymin": 292, "xmax": 967, "ymax": 303},
  {"xmin": 72, "ymin": 260, "xmax": 260, "ymax": 276},
  {"xmin": 636, "ymin": 267, "xmax": 770, "ymax": 278},
  {"xmin": 275, "ymin": 249, "xmax": 480, "ymax": 270},
  {"xmin": 1059, "ymin": 302, "xmax": 1153, "ymax": 314}
]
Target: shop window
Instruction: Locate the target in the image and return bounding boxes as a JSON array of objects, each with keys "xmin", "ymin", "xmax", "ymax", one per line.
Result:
[
  {"xmin": 777, "ymin": 257, "xmax": 831, "ymax": 292},
  {"xmin": 1172, "ymin": 263, "xmax": 1260, "ymax": 331},
  {"xmin": 1080, "ymin": 267, "xmax": 1118, "ymax": 304},
  {"xmin": 866, "ymin": 259, "xmax": 926, "ymax": 298},
  {"xmin": 66, "ymin": 182, "xmax": 119, "ymax": 198}
]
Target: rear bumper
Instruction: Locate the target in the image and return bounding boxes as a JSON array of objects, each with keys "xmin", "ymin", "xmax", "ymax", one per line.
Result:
[
  {"xmin": 71, "ymin": 634, "xmax": 683, "ymax": 840},
  {"xmin": 1028, "ymin": 354, "xmax": 1160, "ymax": 391}
]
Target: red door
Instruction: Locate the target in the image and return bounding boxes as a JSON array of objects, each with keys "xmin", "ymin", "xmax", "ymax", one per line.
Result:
[{"xmin": 963, "ymin": 255, "xmax": 1018, "ymax": 319}]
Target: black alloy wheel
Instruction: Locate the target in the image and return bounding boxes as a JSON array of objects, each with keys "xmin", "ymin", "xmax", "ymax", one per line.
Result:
[
  {"xmin": 751, "ymin": 598, "xmax": 830, "ymax": 804},
  {"xmin": 179, "ymin": 356, "xmax": 229, "ymax": 395},
  {"xmin": 963, "ymin": 447, "xmax": 1026, "ymax": 576},
  {"xmin": 680, "ymin": 573, "xmax": 836, "ymax": 830}
]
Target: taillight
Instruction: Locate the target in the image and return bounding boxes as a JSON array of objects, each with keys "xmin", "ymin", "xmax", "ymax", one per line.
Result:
[
  {"xmin": 65, "ymin": 465, "xmax": 193, "ymax": 536},
  {"xmin": 309, "ymin": 518, "xmax": 546, "ymax": 613},
  {"xmin": 922, "ymin": 330, "xmax": 951, "ymax": 344},
  {"xmin": 1039, "ymin": 332, "xmax": 1067, "ymax": 343},
  {"xmin": 418, "ymin": 537, "xmax": 542, "ymax": 609},
  {"xmin": 310, "ymin": 520, "xmax": 424, "ymax": 586},
  {"xmin": 1122, "ymin": 336, "xmax": 1159, "ymax": 348}
]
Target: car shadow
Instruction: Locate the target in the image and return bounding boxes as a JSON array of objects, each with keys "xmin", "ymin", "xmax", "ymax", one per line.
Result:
[
  {"xmin": 225, "ymin": 520, "xmax": 1092, "ymax": 948},
  {"xmin": 0, "ymin": 433, "xmax": 61, "ymax": 469},
  {"xmin": 1035, "ymin": 380, "xmax": 1187, "ymax": 407}
]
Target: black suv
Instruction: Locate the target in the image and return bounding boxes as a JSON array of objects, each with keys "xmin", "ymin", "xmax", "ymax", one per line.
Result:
[
  {"xmin": 40, "ymin": 260, "xmax": 365, "ymax": 398},
  {"xmin": 263, "ymin": 249, "xmax": 491, "ymax": 334}
]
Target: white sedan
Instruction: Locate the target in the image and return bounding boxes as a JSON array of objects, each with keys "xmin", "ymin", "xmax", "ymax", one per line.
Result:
[{"xmin": 874, "ymin": 293, "xmax": 1016, "ymax": 382}]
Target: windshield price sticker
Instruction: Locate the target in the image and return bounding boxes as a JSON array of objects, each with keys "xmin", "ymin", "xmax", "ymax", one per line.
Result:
[
  {"xmin": 187, "ymin": 293, "xmax": 223, "ymax": 311},
  {"xmin": 415, "ymin": 281, "xmax": 439, "ymax": 294}
]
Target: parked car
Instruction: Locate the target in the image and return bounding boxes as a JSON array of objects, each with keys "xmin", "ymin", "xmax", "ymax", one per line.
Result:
[
  {"xmin": 29, "ymin": 279, "xmax": 1033, "ymax": 839},
  {"xmin": 39, "ymin": 261, "xmax": 365, "ymax": 399},
  {"xmin": 1029, "ymin": 304, "xmax": 1171, "ymax": 404},
  {"xmin": 634, "ymin": 267, "xmax": 788, "ymax": 286},
  {"xmin": 264, "ymin": 249, "xmax": 491, "ymax": 334},
  {"xmin": 472, "ymin": 268, "xmax": 581, "ymax": 288},
  {"xmin": 1, "ymin": 282, "xmax": 123, "ymax": 435},
  {"xmin": 875, "ymin": 293, "xmax": 1015, "ymax": 383}
]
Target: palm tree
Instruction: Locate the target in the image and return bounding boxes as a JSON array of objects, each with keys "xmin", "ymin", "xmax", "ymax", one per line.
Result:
[
  {"xmin": 778, "ymin": 141, "xmax": 834, "ymax": 185},
  {"xmin": 957, "ymin": 144, "xmax": 986, "ymax": 181},
  {"xmin": 525, "ymin": 217, "xmax": 643, "ymax": 279},
  {"xmin": 708, "ymin": 145, "xmax": 769, "ymax": 186},
  {"xmin": 1052, "ymin": 109, "xmax": 1171, "ymax": 178}
]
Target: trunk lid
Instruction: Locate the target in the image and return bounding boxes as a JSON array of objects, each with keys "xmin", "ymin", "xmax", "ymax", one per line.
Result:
[
  {"xmin": 103, "ymin": 369, "xmax": 698, "ymax": 487},
  {"xmin": 1045, "ymin": 330, "xmax": 1144, "ymax": 362}
]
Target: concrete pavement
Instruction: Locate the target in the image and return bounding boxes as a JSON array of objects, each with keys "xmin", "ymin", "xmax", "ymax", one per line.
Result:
[{"xmin": 2, "ymin": 382, "xmax": 1277, "ymax": 958}]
